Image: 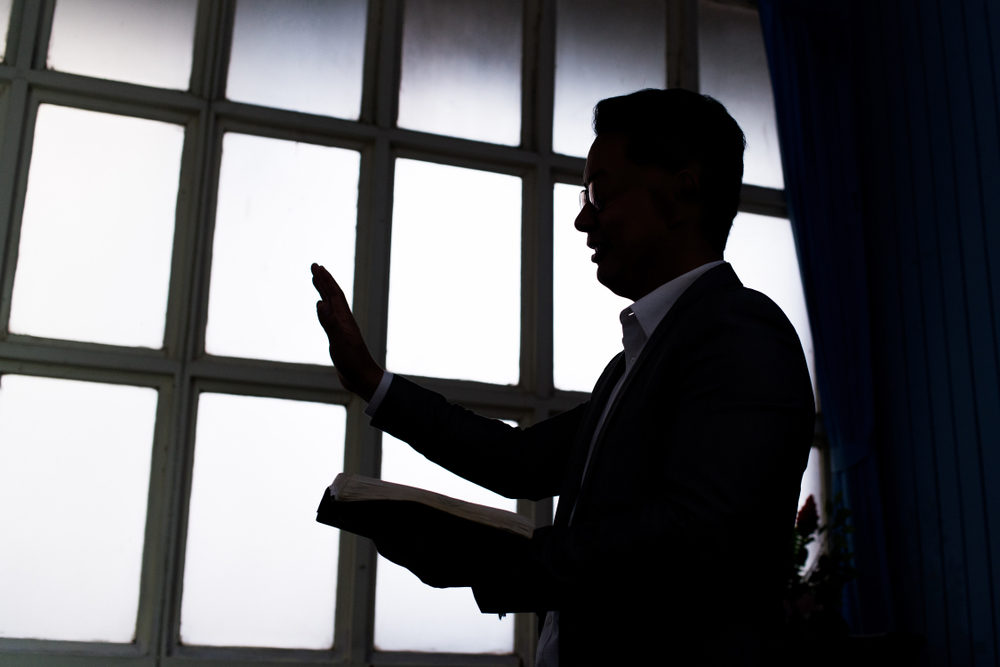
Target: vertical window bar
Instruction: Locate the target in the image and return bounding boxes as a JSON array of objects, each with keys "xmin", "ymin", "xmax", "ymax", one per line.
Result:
[
  {"xmin": 373, "ymin": 0, "xmax": 403, "ymax": 129},
  {"xmin": 340, "ymin": 1, "xmax": 405, "ymax": 660},
  {"xmin": 189, "ymin": 0, "xmax": 232, "ymax": 100},
  {"xmin": 668, "ymin": 0, "xmax": 699, "ymax": 90},
  {"xmin": 27, "ymin": 0, "xmax": 53, "ymax": 70},
  {"xmin": 165, "ymin": 1, "xmax": 232, "ymax": 657}
]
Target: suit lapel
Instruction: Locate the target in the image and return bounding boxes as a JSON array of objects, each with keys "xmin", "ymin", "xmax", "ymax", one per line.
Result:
[
  {"xmin": 553, "ymin": 352, "xmax": 625, "ymax": 527},
  {"xmin": 605, "ymin": 263, "xmax": 743, "ymax": 418},
  {"xmin": 566, "ymin": 264, "xmax": 743, "ymax": 513}
]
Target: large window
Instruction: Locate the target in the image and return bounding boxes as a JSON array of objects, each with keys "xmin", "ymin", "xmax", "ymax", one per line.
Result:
[{"xmin": 0, "ymin": 1, "xmax": 821, "ymax": 665}]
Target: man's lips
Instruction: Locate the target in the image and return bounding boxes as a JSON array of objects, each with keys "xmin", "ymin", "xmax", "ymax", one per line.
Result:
[{"xmin": 588, "ymin": 240, "xmax": 605, "ymax": 263}]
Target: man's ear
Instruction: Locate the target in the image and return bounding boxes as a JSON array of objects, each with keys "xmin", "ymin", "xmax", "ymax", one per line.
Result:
[{"xmin": 675, "ymin": 168, "xmax": 701, "ymax": 202}]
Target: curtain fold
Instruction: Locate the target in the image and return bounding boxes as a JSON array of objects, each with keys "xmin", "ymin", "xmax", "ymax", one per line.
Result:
[
  {"xmin": 757, "ymin": 0, "xmax": 891, "ymax": 634},
  {"xmin": 759, "ymin": 3, "xmax": 1000, "ymax": 664}
]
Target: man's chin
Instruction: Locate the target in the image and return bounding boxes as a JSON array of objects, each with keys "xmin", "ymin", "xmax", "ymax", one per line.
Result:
[
  {"xmin": 597, "ymin": 262, "xmax": 642, "ymax": 301},
  {"xmin": 595, "ymin": 266, "xmax": 628, "ymax": 298}
]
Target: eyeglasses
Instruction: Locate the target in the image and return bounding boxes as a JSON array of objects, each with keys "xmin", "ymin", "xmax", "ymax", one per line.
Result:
[{"xmin": 579, "ymin": 183, "xmax": 600, "ymax": 211}]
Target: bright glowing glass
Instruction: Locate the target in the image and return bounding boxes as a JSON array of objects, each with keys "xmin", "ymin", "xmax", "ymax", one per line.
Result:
[
  {"xmin": 205, "ymin": 133, "xmax": 359, "ymax": 364},
  {"xmin": 180, "ymin": 393, "xmax": 345, "ymax": 649},
  {"xmin": 553, "ymin": 0, "xmax": 667, "ymax": 157},
  {"xmin": 9, "ymin": 105, "xmax": 182, "ymax": 348},
  {"xmin": 397, "ymin": 0, "xmax": 522, "ymax": 145},
  {"xmin": 386, "ymin": 159, "xmax": 521, "ymax": 384},
  {"xmin": 724, "ymin": 212, "xmax": 815, "ymax": 394},
  {"xmin": 797, "ymin": 446, "xmax": 825, "ymax": 570},
  {"xmin": 698, "ymin": 0, "xmax": 784, "ymax": 188},
  {"xmin": 552, "ymin": 183, "xmax": 629, "ymax": 392},
  {"xmin": 227, "ymin": 0, "xmax": 368, "ymax": 118},
  {"xmin": 0, "ymin": 375, "xmax": 156, "ymax": 642},
  {"xmin": 48, "ymin": 0, "xmax": 197, "ymax": 89},
  {"xmin": 374, "ymin": 433, "xmax": 515, "ymax": 653},
  {"xmin": 0, "ymin": 0, "xmax": 12, "ymax": 61}
]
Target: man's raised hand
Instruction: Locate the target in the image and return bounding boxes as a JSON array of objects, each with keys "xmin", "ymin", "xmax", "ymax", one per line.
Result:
[{"xmin": 311, "ymin": 263, "xmax": 384, "ymax": 401}]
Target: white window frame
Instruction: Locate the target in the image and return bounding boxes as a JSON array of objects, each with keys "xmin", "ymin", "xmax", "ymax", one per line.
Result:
[{"xmin": 0, "ymin": 2, "xmax": 817, "ymax": 665}]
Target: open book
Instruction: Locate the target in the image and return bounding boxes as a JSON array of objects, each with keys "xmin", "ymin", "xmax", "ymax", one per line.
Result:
[
  {"xmin": 316, "ymin": 473, "xmax": 533, "ymax": 588},
  {"xmin": 319, "ymin": 472, "xmax": 534, "ymax": 538}
]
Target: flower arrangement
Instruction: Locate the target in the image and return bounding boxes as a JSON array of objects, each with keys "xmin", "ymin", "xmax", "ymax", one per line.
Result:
[{"xmin": 785, "ymin": 493, "xmax": 856, "ymax": 639}]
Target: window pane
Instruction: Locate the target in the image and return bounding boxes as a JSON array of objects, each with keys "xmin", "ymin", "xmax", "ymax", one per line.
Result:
[
  {"xmin": 397, "ymin": 0, "xmax": 522, "ymax": 145},
  {"xmin": 9, "ymin": 105, "xmax": 182, "ymax": 348},
  {"xmin": 724, "ymin": 213, "xmax": 815, "ymax": 394},
  {"xmin": 0, "ymin": 0, "xmax": 12, "ymax": 61},
  {"xmin": 386, "ymin": 160, "xmax": 520, "ymax": 384},
  {"xmin": 553, "ymin": 0, "xmax": 667, "ymax": 157},
  {"xmin": 374, "ymin": 433, "xmax": 515, "ymax": 653},
  {"xmin": 48, "ymin": 0, "xmax": 197, "ymax": 89},
  {"xmin": 798, "ymin": 446, "xmax": 824, "ymax": 569},
  {"xmin": 0, "ymin": 375, "xmax": 157, "ymax": 642},
  {"xmin": 227, "ymin": 0, "xmax": 367, "ymax": 119},
  {"xmin": 205, "ymin": 133, "xmax": 359, "ymax": 364},
  {"xmin": 698, "ymin": 1, "xmax": 783, "ymax": 188},
  {"xmin": 180, "ymin": 394, "xmax": 345, "ymax": 649},
  {"xmin": 553, "ymin": 183, "xmax": 629, "ymax": 391}
]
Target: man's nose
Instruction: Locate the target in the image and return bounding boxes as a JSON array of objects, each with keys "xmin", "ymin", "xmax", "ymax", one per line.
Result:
[{"xmin": 574, "ymin": 205, "xmax": 596, "ymax": 233}]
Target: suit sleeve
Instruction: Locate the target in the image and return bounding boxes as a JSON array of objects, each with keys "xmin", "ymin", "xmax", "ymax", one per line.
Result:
[{"xmin": 370, "ymin": 375, "xmax": 589, "ymax": 501}]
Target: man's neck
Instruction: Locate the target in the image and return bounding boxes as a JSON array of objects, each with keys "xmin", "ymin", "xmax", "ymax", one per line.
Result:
[{"xmin": 629, "ymin": 252, "xmax": 724, "ymax": 301}]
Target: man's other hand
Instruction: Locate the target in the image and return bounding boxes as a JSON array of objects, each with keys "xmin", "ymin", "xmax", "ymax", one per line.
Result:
[{"xmin": 311, "ymin": 263, "xmax": 384, "ymax": 401}]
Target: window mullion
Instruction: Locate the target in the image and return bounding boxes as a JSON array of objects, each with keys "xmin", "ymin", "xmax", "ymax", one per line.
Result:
[
  {"xmin": 371, "ymin": 0, "xmax": 403, "ymax": 130},
  {"xmin": 189, "ymin": 0, "xmax": 233, "ymax": 102},
  {"xmin": 335, "ymin": 0, "xmax": 404, "ymax": 656},
  {"xmin": 0, "ymin": 76, "xmax": 29, "ymax": 335},
  {"xmin": 157, "ymin": 1, "xmax": 230, "ymax": 661},
  {"xmin": 331, "ymin": 134, "xmax": 394, "ymax": 665},
  {"xmin": 22, "ymin": 0, "xmax": 51, "ymax": 71},
  {"xmin": 668, "ymin": 0, "xmax": 699, "ymax": 91},
  {"xmin": 522, "ymin": 0, "xmax": 555, "ymax": 397}
]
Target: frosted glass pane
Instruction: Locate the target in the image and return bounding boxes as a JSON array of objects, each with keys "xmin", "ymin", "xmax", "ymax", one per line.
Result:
[
  {"xmin": 0, "ymin": 375, "xmax": 157, "ymax": 642},
  {"xmin": 205, "ymin": 133, "xmax": 359, "ymax": 364},
  {"xmin": 798, "ymin": 446, "xmax": 824, "ymax": 570},
  {"xmin": 386, "ymin": 160, "xmax": 520, "ymax": 384},
  {"xmin": 553, "ymin": 0, "xmax": 667, "ymax": 157},
  {"xmin": 553, "ymin": 183, "xmax": 629, "ymax": 391},
  {"xmin": 374, "ymin": 433, "xmax": 515, "ymax": 653},
  {"xmin": 180, "ymin": 394, "xmax": 345, "ymax": 649},
  {"xmin": 9, "ymin": 105, "xmax": 182, "ymax": 348},
  {"xmin": 48, "ymin": 0, "xmax": 197, "ymax": 89},
  {"xmin": 0, "ymin": 0, "xmax": 11, "ymax": 61},
  {"xmin": 724, "ymin": 213, "xmax": 815, "ymax": 395},
  {"xmin": 380, "ymin": 432, "xmax": 517, "ymax": 509},
  {"xmin": 397, "ymin": 0, "xmax": 521, "ymax": 145},
  {"xmin": 698, "ymin": 1, "xmax": 783, "ymax": 188},
  {"xmin": 228, "ymin": 0, "xmax": 367, "ymax": 119}
]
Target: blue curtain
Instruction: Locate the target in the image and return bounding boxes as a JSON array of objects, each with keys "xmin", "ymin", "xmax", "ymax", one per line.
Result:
[
  {"xmin": 759, "ymin": 1, "xmax": 1000, "ymax": 664},
  {"xmin": 757, "ymin": 0, "xmax": 892, "ymax": 635}
]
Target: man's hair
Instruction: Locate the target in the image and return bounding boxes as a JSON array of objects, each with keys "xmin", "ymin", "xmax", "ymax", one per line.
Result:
[{"xmin": 592, "ymin": 88, "xmax": 746, "ymax": 253}]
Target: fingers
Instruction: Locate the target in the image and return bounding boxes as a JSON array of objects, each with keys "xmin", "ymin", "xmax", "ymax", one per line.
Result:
[
  {"xmin": 312, "ymin": 263, "xmax": 356, "ymax": 341},
  {"xmin": 311, "ymin": 263, "xmax": 345, "ymax": 306},
  {"xmin": 311, "ymin": 262, "xmax": 384, "ymax": 400}
]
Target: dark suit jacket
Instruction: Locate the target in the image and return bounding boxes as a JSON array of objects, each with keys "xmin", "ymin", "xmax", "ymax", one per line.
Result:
[{"xmin": 370, "ymin": 263, "xmax": 815, "ymax": 666}]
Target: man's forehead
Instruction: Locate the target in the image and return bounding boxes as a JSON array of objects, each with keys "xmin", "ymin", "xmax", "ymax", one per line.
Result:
[{"xmin": 583, "ymin": 133, "xmax": 631, "ymax": 185}]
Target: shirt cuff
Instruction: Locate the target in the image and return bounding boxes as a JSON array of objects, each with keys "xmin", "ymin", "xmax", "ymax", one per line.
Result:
[{"xmin": 364, "ymin": 371, "xmax": 394, "ymax": 417}]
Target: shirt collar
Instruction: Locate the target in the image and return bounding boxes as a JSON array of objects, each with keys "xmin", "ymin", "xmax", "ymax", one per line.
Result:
[{"xmin": 624, "ymin": 260, "xmax": 727, "ymax": 339}]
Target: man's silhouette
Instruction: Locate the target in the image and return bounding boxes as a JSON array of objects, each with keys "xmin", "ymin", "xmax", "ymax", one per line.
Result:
[{"xmin": 312, "ymin": 88, "xmax": 814, "ymax": 666}]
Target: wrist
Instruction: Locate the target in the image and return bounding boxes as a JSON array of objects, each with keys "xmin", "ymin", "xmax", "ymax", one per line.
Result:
[{"xmin": 360, "ymin": 367, "xmax": 385, "ymax": 402}]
